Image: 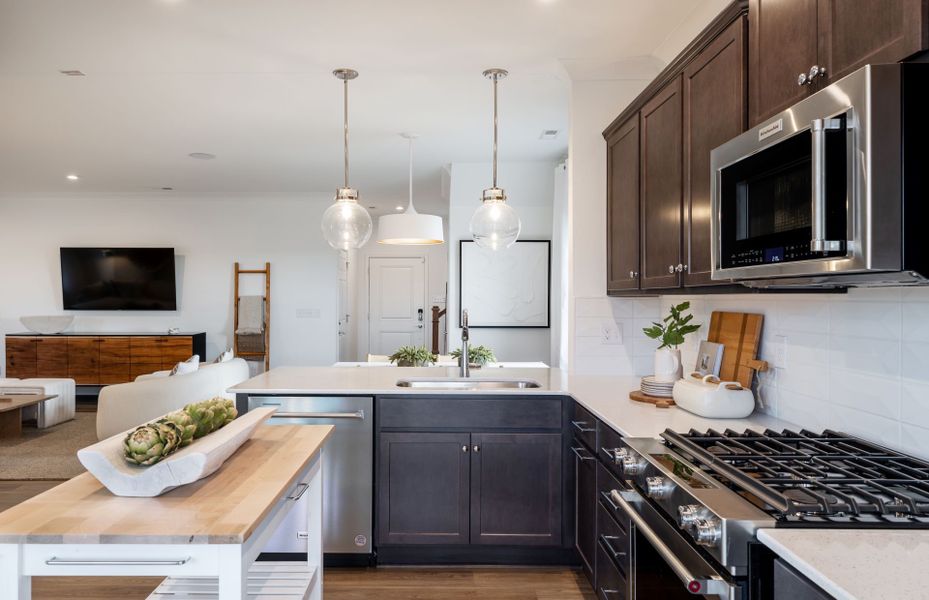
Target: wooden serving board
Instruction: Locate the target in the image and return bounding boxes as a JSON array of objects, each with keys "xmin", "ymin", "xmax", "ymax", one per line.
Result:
[
  {"xmin": 629, "ymin": 390, "xmax": 675, "ymax": 408},
  {"xmin": 706, "ymin": 311, "xmax": 768, "ymax": 389}
]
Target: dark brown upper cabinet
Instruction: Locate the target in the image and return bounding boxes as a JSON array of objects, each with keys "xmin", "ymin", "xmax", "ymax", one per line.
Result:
[
  {"xmin": 683, "ymin": 16, "xmax": 748, "ymax": 287},
  {"xmin": 750, "ymin": 0, "xmax": 929, "ymax": 126},
  {"xmin": 748, "ymin": 0, "xmax": 819, "ymax": 125},
  {"xmin": 639, "ymin": 75, "xmax": 683, "ymax": 291},
  {"xmin": 606, "ymin": 116, "xmax": 641, "ymax": 293},
  {"xmin": 819, "ymin": 0, "xmax": 929, "ymax": 82}
]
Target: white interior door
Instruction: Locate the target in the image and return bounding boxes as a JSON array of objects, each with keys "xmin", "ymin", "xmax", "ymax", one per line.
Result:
[{"xmin": 368, "ymin": 257, "xmax": 426, "ymax": 356}]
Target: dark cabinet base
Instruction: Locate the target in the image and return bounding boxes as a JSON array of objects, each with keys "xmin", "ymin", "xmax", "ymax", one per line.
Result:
[{"xmin": 376, "ymin": 545, "xmax": 579, "ymax": 566}]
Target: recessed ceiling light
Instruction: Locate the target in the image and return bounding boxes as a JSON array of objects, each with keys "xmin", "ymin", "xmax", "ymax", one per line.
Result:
[
  {"xmin": 188, "ymin": 152, "xmax": 216, "ymax": 160},
  {"xmin": 66, "ymin": 174, "xmax": 80, "ymax": 181},
  {"xmin": 539, "ymin": 129, "xmax": 559, "ymax": 140},
  {"xmin": 59, "ymin": 70, "xmax": 85, "ymax": 76},
  {"xmin": 161, "ymin": 187, "xmax": 174, "ymax": 191},
  {"xmin": 395, "ymin": 205, "xmax": 404, "ymax": 211}
]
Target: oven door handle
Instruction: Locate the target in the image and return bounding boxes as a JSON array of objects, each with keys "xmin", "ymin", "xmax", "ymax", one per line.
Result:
[
  {"xmin": 610, "ymin": 489, "xmax": 735, "ymax": 598},
  {"xmin": 810, "ymin": 117, "xmax": 843, "ymax": 254}
]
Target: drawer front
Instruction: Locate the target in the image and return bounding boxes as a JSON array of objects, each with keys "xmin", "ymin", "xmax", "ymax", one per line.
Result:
[
  {"xmin": 595, "ymin": 535, "xmax": 628, "ymax": 600},
  {"xmin": 378, "ymin": 396, "xmax": 562, "ymax": 430},
  {"xmin": 597, "ymin": 493, "xmax": 630, "ymax": 576},
  {"xmin": 161, "ymin": 336, "xmax": 193, "ymax": 368},
  {"xmin": 597, "ymin": 462, "xmax": 631, "ymax": 531},
  {"xmin": 571, "ymin": 402, "xmax": 598, "ymax": 451},
  {"xmin": 597, "ymin": 422, "xmax": 625, "ymax": 481}
]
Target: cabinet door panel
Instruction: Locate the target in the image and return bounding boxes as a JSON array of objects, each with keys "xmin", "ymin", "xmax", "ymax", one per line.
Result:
[
  {"xmin": 99, "ymin": 337, "xmax": 131, "ymax": 384},
  {"xmin": 6, "ymin": 337, "xmax": 37, "ymax": 379},
  {"xmin": 35, "ymin": 337, "xmax": 69, "ymax": 378},
  {"xmin": 377, "ymin": 432, "xmax": 470, "ymax": 545},
  {"xmin": 606, "ymin": 116, "xmax": 641, "ymax": 292},
  {"xmin": 819, "ymin": 0, "xmax": 928, "ymax": 82},
  {"xmin": 640, "ymin": 76, "xmax": 683, "ymax": 290},
  {"xmin": 161, "ymin": 336, "xmax": 193, "ymax": 369},
  {"xmin": 67, "ymin": 337, "xmax": 99, "ymax": 384},
  {"xmin": 748, "ymin": 0, "xmax": 817, "ymax": 125},
  {"xmin": 684, "ymin": 17, "xmax": 747, "ymax": 286},
  {"xmin": 471, "ymin": 432, "xmax": 562, "ymax": 546},
  {"xmin": 130, "ymin": 337, "xmax": 163, "ymax": 379}
]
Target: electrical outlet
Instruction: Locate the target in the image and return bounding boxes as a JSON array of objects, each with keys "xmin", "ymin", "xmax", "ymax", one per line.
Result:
[
  {"xmin": 297, "ymin": 531, "xmax": 309, "ymax": 540},
  {"xmin": 601, "ymin": 322, "xmax": 622, "ymax": 345}
]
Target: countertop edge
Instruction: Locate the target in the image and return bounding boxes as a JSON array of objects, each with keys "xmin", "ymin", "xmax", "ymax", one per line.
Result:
[{"xmin": 756, "ymin": 529, "xmax": 854, "ymax": 600}]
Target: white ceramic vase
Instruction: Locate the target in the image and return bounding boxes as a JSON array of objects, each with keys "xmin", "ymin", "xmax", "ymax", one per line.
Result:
[{"xmin": 653, "ymin": 347, "xmax": 683, "ymax": 383}]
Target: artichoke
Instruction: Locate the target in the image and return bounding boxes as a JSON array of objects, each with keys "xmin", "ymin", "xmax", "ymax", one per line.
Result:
[
  {"xmin": 123, "ymin": 421, "xmax": 183, "ymax": 466},
  {"xmin": 184, "ymin": 401, "xmax": 216, "ymax": 437},
  {"xmin": 161, "ymin": 411, "xmax": 196, "ymax": 446}
]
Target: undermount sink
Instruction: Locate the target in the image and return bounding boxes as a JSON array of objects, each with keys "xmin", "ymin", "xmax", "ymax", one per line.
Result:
[{"xmin": 396, "ymin": 377, "xmax": 542, "ymax": 390}]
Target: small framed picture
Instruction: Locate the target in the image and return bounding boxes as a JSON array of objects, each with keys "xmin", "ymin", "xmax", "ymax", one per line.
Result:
[{"xmin": 695, "ymin": 341, "xmax": 724, "ymax": 376}]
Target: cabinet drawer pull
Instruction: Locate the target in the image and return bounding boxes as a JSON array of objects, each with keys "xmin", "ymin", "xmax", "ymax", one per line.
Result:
[
  {"xmin": 46, "ymin": 556, "xmax": 190, "ymax": 566},
  {"xmin": 600, "ymin": 490, "xmax": 621, "ymax": 512},
  {"xmin": 571, "ymin": 420, "xmax": 595, "ymax": 433},
  {"xmin": 600, "ymin": 534, "xmax": 628, "ymax": 561},
  {"xmin": 571, "ymin": 446, "xmax": 595, "ymax": 461},
  {"xmin": 287, "ymin": 483, "xmax": 309, "ymax": 501},
  {"xmin": 599, "ymin": 587, "xmax": 622, "ymax": 596}
]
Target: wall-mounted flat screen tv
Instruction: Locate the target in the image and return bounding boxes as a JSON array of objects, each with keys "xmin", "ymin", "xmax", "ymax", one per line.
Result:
[{"xmin": 60, "ymin": 247, "xmax": 177, "ymax": 311}]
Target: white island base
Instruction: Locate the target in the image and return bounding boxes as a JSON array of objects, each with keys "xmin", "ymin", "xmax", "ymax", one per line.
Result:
[{"xmin": 0, "ymin": 425, "xmax": 330, "ymax": 600}]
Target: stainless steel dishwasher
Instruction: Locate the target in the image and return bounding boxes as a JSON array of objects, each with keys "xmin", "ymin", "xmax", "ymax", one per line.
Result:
[{"xmin": 248, "ymin": 395, "xmax": 373, "ymax": 558}]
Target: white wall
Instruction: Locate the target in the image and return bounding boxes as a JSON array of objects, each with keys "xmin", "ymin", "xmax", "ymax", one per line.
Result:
[
  {"xmin": 352, "ymin": 220, "xmax": 449, "ymax": 359},
  {"xmin": 0, "ymin": 193, "xmax": 340, "ymax": 370},
  {"xmin": 447, "ymin": 161, "xmax": 555, "ymax": 362}
]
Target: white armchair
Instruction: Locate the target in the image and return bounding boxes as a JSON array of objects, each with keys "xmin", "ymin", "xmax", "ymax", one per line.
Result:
[
  {"xmin": 96, "ymin": 358, "xmax": 250, "ymax": 440},
  {"xmin": 0, "ymin": 378, "xmax": 76, "ymax": 428}
]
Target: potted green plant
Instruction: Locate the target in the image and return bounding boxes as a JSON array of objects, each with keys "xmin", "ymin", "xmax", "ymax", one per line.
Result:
[
  {"xmin": 449, "ymin": 345, "xmax": 496, "ymax": 368},
  {"xmin": 642, "ymin": 301, "xmax": 701, "ymax": 383},
  {"xmin": 388, "ymin": 346, "xmax": 437, "ymax": 367}
]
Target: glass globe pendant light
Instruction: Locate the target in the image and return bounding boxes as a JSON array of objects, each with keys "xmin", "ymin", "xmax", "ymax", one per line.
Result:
[
  {"xmin": 469, "ymin": 68, "xmax": 520, "ymax": 251},
  {"xmin": 321, "ymin": 68, "xmax": 373, "ymax": 250},
  {"xmin": 377, "ymin": 134, "xmax": 445, "ymax": 245}
]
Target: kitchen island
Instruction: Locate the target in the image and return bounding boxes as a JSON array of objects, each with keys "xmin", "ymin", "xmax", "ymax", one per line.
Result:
[{"xmin": 0, "ymin": 424, "xmax": 332, "ymax": 600}]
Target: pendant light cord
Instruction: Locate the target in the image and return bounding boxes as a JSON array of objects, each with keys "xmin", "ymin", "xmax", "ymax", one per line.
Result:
[
  {"xmin": 408, "ymin": 136, "xmax": 414, "ymax": 212},
  {"xmin": 492, "ymin": 74, "xmax": 498, "ymax": 189},
  {"xmin": 343, "ymin": 78, "xmax": 349, "ymax": 189}
]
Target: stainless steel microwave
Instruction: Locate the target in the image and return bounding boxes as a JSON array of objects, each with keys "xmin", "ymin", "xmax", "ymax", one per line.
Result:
[{"xmin": 711, "ymin": 63, "xmax": 929, "ymax": 287}]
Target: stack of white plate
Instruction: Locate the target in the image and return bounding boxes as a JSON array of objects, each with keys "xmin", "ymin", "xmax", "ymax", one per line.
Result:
[{"xmin": 640, "ymin": 376, "xmax": 675, "ymax": 398}]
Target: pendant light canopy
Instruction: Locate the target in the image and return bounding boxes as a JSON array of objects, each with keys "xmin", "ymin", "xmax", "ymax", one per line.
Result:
[
  {"xmin": 470, "ymin": 68, "xmax": 520, "ymax": 251},
  {"xmin": 377, "ymin": 134, "xmax": 445, "ymax": 245},
  {"xmin": 321, "ymin": 68, "xmax": 373, "ymax": 250}
]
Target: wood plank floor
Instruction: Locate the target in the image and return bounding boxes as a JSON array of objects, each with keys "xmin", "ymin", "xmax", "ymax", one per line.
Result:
[{"xmin": 1, "ymin": 481, "xmax": 595, "ymax": 600}]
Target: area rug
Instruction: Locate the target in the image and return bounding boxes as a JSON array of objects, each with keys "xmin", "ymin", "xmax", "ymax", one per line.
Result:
[{"xmin": 0, "ymin": 412, "xmax": 97, "ymax": 480}]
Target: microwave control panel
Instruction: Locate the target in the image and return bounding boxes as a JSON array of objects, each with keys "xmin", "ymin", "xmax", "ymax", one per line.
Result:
[{"xmin": 727, "ymin": 243, "xmax": 844, "ymax": 267}]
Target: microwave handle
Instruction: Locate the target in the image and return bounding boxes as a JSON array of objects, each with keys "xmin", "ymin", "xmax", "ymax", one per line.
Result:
[
  {"xmin": 810, "ymin": 117, "xmax": 843, "ymax": 253},
  {"xmin": 610, "ymin": 489, "xmax": 733, "ymax": 598}
]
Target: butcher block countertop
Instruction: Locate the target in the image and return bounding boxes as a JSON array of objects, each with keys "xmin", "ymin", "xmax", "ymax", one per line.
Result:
[{"xmin": 0, "ymin": 424, "xmax": 333, "ymax": 545}]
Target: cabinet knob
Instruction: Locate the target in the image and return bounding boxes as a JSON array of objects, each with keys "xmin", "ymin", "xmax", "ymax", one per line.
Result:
[
  {"xmin": 675, "ymin": 263, "xmax": 686, "ymax": 273},
  {"xmin": 461, "ymin": 445, "xmax": 468, "ymax": 453},
  {"xmin": 629, "ymin": 270, "xmax": 639, "ymax": 279},
  {"xmin": 797, "ymin": 72, "xmax": 808, "ymax": 86},
  {"xmin": 809, "ymin": 64, "xmax": 826, "ymax": 80},
  {"xmin": 668, "ymin": 265, "xmax": 675, "ymax": 274},
  {"xmin": 472, "ymin": 445, "xmax": 480, "ymax": 453}
]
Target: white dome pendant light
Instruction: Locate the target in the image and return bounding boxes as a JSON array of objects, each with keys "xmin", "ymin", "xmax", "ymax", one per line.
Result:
[
  {"xmin": 321, "ymin": 68, "xmax": 373, "ymax": 250},
  {"xmin": 377, "ymin": 134, "xmax": 445, "ymax": 245},
  {"xmin": 470, "ymin": 68, "xmax": 520, "ymax": 251}
]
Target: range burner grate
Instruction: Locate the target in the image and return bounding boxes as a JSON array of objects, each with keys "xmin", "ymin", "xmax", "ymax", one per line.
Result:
[{"xmin": 661, "ymin": 428, "xmax": 929, "ymax": 526}]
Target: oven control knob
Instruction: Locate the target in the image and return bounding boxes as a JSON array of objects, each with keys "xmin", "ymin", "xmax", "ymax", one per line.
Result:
[
  {"xmin": 646, "ymin": 476, "xmax": 673, "ymax": 499},
  {"xmin": 612, "ymin": 447, "xmax": 629, "ymax": 465},
  {"xmin": 694, "ymin": 518, "xmax": 722, "ymax": 548},
  {"xmin": 677, "ymin": 504, "xmax": 703, "ymax": 529},
  {"xmin": 621, "ymin": 455, "xmax": 645, "ymax": 476}
]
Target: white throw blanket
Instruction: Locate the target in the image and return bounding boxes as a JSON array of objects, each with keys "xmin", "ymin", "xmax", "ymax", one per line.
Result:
[{"xmin": 236, "ymin": 295, "xmax": 264, "ymax": 335}]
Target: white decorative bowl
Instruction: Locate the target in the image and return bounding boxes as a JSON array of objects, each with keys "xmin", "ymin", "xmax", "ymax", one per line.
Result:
[
  {"xmin": 19, "ymin": 315, "xmax": 74, "ymax": 334},
  {"xmin": 77, "ymin": 406, "xmax": 275, "ymax": 497}
]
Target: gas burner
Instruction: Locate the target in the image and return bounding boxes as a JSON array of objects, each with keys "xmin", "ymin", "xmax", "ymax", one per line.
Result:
[{"xmin": 661, "ymin": 428, "xmax": 929, "ymax": 528}]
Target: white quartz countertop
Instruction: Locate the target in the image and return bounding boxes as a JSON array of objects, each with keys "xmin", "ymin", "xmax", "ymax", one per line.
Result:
[
  {"xmin": 758, "ymin": 528, "xmax": 929, "ymax": 600},
  {"xmin": 230, "ymin": 366, "xmax": 792, "ymax": 439}
]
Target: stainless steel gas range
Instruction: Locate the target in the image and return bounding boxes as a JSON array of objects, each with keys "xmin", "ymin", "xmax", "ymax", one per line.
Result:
[{"xmin": 601, "ymin": 428, "xmax": 929, "ymax": 599}]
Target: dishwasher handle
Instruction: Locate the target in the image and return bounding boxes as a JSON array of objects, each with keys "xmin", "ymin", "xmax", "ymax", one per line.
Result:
[{"xmin": 270, "ymin": 410, "xmax": 365, "ymax": 420}]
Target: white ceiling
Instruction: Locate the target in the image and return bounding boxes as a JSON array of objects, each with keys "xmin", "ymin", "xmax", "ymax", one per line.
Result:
[{"xmin": 0, "ymin": 0, "xmax": 715, "ymax": 214}]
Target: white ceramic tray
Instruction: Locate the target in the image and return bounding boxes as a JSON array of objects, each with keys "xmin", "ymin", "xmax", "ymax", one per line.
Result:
[{"xmin": 77, "ymin": 406, "xmax": 276, "ymax": 497}]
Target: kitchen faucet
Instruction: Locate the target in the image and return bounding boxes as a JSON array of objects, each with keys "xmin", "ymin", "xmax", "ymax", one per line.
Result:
[{"xmin": 460, "ymin": 309, "xmax": 470, "ymax": 378}]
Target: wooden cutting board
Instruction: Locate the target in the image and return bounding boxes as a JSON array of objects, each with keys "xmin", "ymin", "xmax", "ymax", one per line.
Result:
[{"xmin": 706, "ymin": 311, "xmax": 768, "ymax": 389}]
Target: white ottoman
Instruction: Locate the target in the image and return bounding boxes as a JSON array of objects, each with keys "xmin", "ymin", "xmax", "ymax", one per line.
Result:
[{"xmin": 0, "ymin": 378, "xmax": 76, "ymax": 428}]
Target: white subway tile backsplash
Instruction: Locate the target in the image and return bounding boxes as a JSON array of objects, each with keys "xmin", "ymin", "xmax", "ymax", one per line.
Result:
[{"xmin": 574, "ymin": 288, "xmax": 929, "ymax": 459}]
